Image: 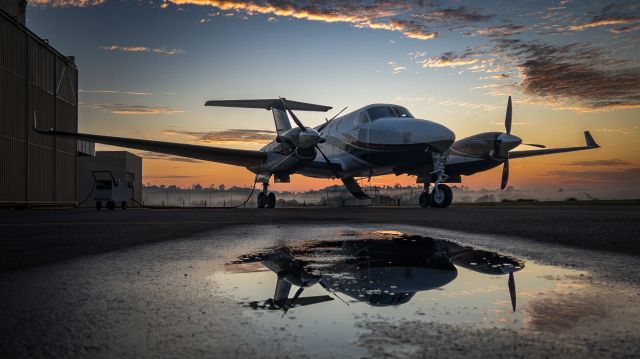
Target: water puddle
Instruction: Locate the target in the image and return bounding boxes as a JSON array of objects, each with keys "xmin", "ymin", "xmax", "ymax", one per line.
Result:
[{"xmin": 212, "ymin": 229, "xmax": 591, "ymax": 355}]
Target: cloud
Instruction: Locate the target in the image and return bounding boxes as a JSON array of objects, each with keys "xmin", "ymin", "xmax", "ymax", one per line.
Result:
[
  {"xmin": 544, "ymin": 168, "xmax": 640, "ymax": 184},
  {"xmin": 565, "ymin": 159, "xmax": 634, "ymax": 167},
  {"xmin": 493, "ymin": 39, "xmax": 640, "ymax": 111},
  {"xmin": 608, "ymin": 23, "xmax": 640, "ymax": 33},
  {"xmin": 100, "ymin": 45, "xmax": 185, "ymax": 55},
  {"xmin": 138, "ymin": 151, "xmax": 203, "ymax": 163},
  {"xmin": 420, "ymin": 51, "xmax": 478, "ymax": 68},
  {"xmin": 79, "ymin": 90, "xmax": 158, "ymax": 96},
  {"xmin": 162, "ymin": 129, "xmax": 275, "ymax": 143},
  {"xmin": 439, "ymin": 100, "xmax": 499, "ymax": 112},
  {"xmin": 475, "ymin": 24, "xmax": 526, "ymax": 37},
  {"xmin": 414, "ymin": 6, "xmax": 493, "ymax": 22},
  {"xmin": 163, "ymin": 0, "xmax": 439, "ymax": 40},
  {"xmin": 28, "ymin": 0, "xmax": 105, "ymax": 7},
  {"xmin": 388, "ymin": 61, "xmax": 406, "ymax": 74},
  {"xmin": 90, "ymin": 104, "xmax": 185, "ymax": 115},
  {"xmin": 565, "ymin": 4, "xmax": 640, "ymax": 31}
]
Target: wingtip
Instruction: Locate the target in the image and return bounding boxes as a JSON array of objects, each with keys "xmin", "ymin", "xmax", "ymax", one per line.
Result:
[{"xmin": 584, "ymin": 131, "xmax": 600, "ymax": 148}]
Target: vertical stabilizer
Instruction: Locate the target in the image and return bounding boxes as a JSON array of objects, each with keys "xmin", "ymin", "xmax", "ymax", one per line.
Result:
[{"xmin": 272, "ymin": 108, "xmax": 292, "ymax": 135}]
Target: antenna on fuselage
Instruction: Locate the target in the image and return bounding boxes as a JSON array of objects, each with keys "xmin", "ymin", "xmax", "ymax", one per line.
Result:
[{"xmin": 326, "ymin": 106, "xmax": 348, "ymax": 122}]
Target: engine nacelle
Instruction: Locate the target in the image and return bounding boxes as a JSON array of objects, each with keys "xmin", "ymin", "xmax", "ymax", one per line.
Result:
[{"xmin": 279, "ymin": 127, "xmax": 323, "ymax": 150}]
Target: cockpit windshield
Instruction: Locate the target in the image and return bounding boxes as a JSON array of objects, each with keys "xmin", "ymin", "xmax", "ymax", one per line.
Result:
[{"xmin": 367, "ymin": 106, "xmax": 414, "ymax": 120}]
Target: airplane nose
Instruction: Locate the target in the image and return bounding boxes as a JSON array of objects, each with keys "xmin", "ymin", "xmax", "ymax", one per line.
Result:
[
  {"xmin": 370, "ymin": 118, "xmax": 456, "ymax": 152},
  {"xmin": 368, "ymin": 118, "xmax": 455, "ymax": 153}
]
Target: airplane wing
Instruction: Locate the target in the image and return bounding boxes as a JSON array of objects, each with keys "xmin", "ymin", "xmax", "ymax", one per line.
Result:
[
  {"xmin": 509, "ymin": 131, "xmax": 599, "ymax": 159},
  {"xmin": 34, "ymin": 126, "xmax": 266, "ymax": 167}
]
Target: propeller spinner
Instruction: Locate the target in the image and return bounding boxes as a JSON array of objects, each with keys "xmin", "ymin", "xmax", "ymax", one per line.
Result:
[{"xmin": 279, "ymin": 99, "xmax": 341, "ymax": 178}]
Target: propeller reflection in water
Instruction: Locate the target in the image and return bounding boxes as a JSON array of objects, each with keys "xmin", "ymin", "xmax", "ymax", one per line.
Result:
[{"xmin": 226, "ymin": 231, "xmax": 524, "ymax": 315}]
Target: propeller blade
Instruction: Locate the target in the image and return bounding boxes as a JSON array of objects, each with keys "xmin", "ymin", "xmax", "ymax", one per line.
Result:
[
  {"xmin": 501, "ymin": 157, "xmax": 509, "ymax": 190},
  {"xmin": 522, "ymin": 143, "xmax": 546, "ymax": 148},
  {"xmin": 279, "ymin": 98, "xmax": 306, "ymax": 131},
  {"xmin": 316, "ymin": 145, "xmax": 341, "ymax": 179},
  {"xmin": 319, "ymin": 281, "xmax": 350, "ymax": 306},
  {"xmin": 328, "ymin": 106, "xmax": 348, "ymax": 121},
  {"xmin": 505, "ymin": 96, "xmax": 512, "ymax": 134},
  {"xmin": 281, "ymin": 286, "xmax": 305, "ymax": 318},
  {"xmin": 508, "ymin": 272, "xmax": 516, "ymax": 312}
]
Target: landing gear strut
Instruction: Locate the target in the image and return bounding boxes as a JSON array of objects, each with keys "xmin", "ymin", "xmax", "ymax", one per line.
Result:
[
  {"xmin": 419, "ymin": 152, "xmax": 453, "ymax": 208},
  {"xmin": 257, "ymin": 182, "xmax": 276, "ymax": 209}
]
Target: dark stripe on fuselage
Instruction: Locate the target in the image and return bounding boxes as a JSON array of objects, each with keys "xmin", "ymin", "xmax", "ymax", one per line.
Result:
[{"xmin": 324, "ymin": 135, "xmax": 431, "ymax": 167}]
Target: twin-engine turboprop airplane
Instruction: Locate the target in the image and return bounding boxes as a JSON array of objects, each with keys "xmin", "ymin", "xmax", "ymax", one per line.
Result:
[
  {"xmin": 231, "ymin": 234, "xmax": 524, "ymax": 313},
  {"xmin": 35, "ymin": 96, "xmax": 599, "ymax": 208}
]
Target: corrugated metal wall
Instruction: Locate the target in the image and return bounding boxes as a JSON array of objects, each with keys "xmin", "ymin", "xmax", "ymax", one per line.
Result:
[{"xmin": 0, "ymin": 10, "xmax": 78, "ymax": 205}]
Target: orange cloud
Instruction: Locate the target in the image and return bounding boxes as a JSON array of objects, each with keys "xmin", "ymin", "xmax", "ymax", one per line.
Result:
[
  {"xmin": 164, "ymin": 0, "xmax": 438, "ymax": 40},
  {"xmin": 89, "ymin": 103, "xmax": 185, "ymax": 115},
  {"xmin": 28, "ymin": 0, "xmax": 105, "ymax": 7},
  {"xmin": 568, "ymin": 18, "xmax": 640, "ymax": 31},
  {"xmin": 100, "ymin": 45, "xmax": 185, "ymax": 55}
]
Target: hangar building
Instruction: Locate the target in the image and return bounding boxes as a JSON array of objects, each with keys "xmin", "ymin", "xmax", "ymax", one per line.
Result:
[{"xmin": 0, "ymin": 1, "xmax": 80, "ymax": 206}]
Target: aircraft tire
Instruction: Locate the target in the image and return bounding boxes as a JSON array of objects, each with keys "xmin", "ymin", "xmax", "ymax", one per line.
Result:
[
  {"xmin": 430, "ymin": 184, "xmax": 453, "ymax": 208},
  {"xmin": 419, "ymin": 192, "xmax": 430, "ymax": 207},
  {"xmin": 96, "ymin": 201, "xmax": 102, "ymax": 210},
  {"xmin": 266, "ymin": 192, "xmax": 276, "ymax": 208},
  {"xmin": 257, "ymin": 192, "xmax": 266, "ymax": 208},
  {"xmin": 121, "ymin": 201, "xmax": 127, "ymax": 210}
]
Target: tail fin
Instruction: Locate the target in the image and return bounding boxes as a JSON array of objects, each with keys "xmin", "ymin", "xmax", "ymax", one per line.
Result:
[
  {"xmin": 205, "ymin": 98, "xmax": 332, "ymax": 135},
  {"xmin": 584, "ymin": 131, "xmax": 599, "ymax": 148}
]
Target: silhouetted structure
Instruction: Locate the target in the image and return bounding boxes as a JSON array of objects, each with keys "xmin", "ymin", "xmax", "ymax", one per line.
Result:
[{"xmin": 0, "ymin": 4, "xmax": 79, "ymax": 206}]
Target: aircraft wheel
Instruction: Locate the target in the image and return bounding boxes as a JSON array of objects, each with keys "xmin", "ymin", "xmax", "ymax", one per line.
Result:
[
  {"xmin": 96, "ymin": 201, "xmax": 102, "ymax": 210},
  {"xmin": 419, "ymin": 192, "xmax": 430, "ymax": 207},
  {"xmin": 257, "ymin": 192, "xmax": 266, "ymax": 208},
  {"xmin": 106, "ymin": 201, "xmax": 116, "ymax": 211},
  {"xmin": 266, "ymin": 192, "xmax": 276, "ymax": 208},
  {"xmin": 121, "ymin": 201, "xmax": 127, "ymax": 210},
  {"xmin": 430, "ymin": 184, "xmax": 453, "ymax": 208}
]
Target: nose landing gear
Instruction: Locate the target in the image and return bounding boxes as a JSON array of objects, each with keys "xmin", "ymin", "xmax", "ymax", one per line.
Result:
[
  {"xmin": 257, "ymin": 182, "xmax": 276, "ymax": 208},
  {"xmin": 419, "ymin": 152, "xmax": 453, "ymax": 208}
]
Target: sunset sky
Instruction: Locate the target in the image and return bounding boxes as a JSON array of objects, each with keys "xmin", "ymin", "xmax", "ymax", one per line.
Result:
[{"xmin": 26, "ymin": 0, "xmax": 640, "ymax": 195}]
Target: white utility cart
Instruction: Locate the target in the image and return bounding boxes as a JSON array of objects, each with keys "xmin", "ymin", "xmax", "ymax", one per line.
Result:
[{"xmin": 92, "ymin": 171, "xmax": 132, "ymax": 210}]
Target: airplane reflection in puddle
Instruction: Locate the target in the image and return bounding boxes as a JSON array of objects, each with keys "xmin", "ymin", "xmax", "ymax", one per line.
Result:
[{"xmin": 227, "ymin": 231, "xmax": 523, "ymax": 315}]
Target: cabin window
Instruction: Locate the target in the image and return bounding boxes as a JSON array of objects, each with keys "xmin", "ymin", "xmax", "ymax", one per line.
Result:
[
  {"xmin": 393, "ymin": 106, "xmax": 414, "ymax": 118},
  {"xmin": 360, "ymin": 111, "xmax": 370, "ymax": 124}
]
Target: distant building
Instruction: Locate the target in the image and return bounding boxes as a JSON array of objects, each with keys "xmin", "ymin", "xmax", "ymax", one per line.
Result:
[
  {"xmin": 77, "ymin": 151, "xmax": 143, "ymax": 208},
  {"xmin": 0, "ymin": 3, "xmax": 80, "ymax": 207}
]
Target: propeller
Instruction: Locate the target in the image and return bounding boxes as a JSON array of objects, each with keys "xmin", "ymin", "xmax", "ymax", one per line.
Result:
[
  {"xmin": 281, "ymin": 285, "xmax": 306, "ymax": 318},
  {"xmin": 501, "ymin": 157, "xmax": 510, "ymax": 190},
  {"xmin": 522, "ymin": 143, "xmax": 546, "ymax": 148},
  {"xmin": 279, "ymin": 99, "xmax": 341, "ymax": 179},
  {"xmin": 500, "ymin": 97, "xmax": 512, "ymax": 189},
  {"xmin": 505, "ymin": 96, "xmax": 512, "ymax": 134},
  {"xmin": 498, "ymin": 96, "xmax": 548, "ymax": 189},
  {"xmin": 319, "ymin": 281, "xmax": 350, "ymax": 306},
  {"xmin": 508, "ymin": 272, "xmax": 516, "ymax": 312}
]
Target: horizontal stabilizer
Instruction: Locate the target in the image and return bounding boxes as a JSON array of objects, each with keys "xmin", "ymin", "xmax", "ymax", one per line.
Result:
[{"xmin": 205, "ymin": 98, "xmax": 332, "ymax": 112}]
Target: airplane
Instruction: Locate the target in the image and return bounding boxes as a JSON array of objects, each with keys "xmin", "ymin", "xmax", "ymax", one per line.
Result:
[
  {"xmin": 230, "ymin": 233, "xmax": 524, "ymax": 312},
  {"xmin": 35, "ymin": 96, "xmax": 600, "ymax": 208}
]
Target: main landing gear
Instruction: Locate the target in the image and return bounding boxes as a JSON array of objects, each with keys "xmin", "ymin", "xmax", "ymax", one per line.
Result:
[
  {"xmin": 419, "ymin": 152, "xmax": 453, "ymax": 208},
  {"xmin": 420, "ymin": 183, "xmax": 453, "ymax": 208},
  {"xmin": 257, "ymin": 182, "xmax": 276, "ymax": 209}
]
